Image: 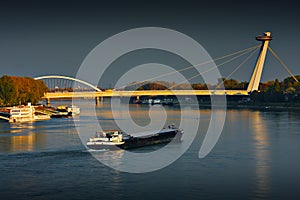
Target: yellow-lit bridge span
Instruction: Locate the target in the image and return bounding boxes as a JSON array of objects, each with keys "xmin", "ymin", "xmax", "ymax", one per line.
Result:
[{"xmin": 42, "ymin": 90, "xmax": 248, "ymax": 99}]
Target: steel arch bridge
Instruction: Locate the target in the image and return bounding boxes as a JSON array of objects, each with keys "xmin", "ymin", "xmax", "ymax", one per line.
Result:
[{"xmin": 34, "ymin": 75, "xmax": 102, "ymax": 92}]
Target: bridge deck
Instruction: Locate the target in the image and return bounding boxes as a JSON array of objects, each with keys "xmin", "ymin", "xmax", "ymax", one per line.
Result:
[{"xmin": 43, "ymin": 90, "xmax": 249, "ymax": 99}]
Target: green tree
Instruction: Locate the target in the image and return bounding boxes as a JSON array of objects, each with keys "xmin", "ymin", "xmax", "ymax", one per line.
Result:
[{"xmin": 274, "ymin": 79, "xmax": 281, "ymax": 92}]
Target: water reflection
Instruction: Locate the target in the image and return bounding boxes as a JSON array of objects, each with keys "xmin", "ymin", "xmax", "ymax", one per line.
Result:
[
  {"xmin": 0, "ymin": 132, "xmax": 39, "ymax": 153},
  {"xmin": 92, "ymin": 149, "xmax": 125, "ymax": 170},
  {"xmin": 10, "ymin": 133, "xmax": 36, "ymax": 152},
  {"xmin": 251, "ymin": 111, "xmax": 270, "ymax": 199},
  {"xmin": 0, "ymin": 122, "xmax": 49, "ymax": 153}
]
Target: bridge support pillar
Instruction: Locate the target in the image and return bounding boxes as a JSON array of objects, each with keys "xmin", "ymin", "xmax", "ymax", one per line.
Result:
[
  {"xmin": 247, "ymin": 32, "xmax": 272, "ymax": 93},
  {"xmin": 95, "ymin": 97, "xmax": 102, "ymax": 105},
  {"xmin": 46, "ymin": 98, "xmax": 50, "ymax": 106}
]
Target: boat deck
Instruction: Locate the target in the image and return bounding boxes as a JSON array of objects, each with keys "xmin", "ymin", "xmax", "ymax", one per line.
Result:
[{"xmin": 130, "ymin": 128, "xmax": 177, "ymax": 138}]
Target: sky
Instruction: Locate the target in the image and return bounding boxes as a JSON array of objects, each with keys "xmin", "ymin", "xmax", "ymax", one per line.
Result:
[{"xmin": 0, "ymin": 0, "xmax": 299, "ymax": 87}]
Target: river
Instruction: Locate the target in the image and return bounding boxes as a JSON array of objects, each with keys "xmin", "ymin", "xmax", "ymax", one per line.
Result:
[{"xmin": 0, "ymin": 99, "xmax": 300, "ymax": 199}]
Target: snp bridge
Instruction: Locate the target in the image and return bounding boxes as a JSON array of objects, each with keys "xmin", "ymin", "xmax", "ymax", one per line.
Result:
[
  {"xmin": 38, "ymin": 89, "xmax": 249, "ymax": 106},
  {"xmin": 42, "ymin": 90, "xmax": 249, "ymax": 98},
  {"xmin": 35, "ymin": 32, "xmax": 297, "ymax": 104}
]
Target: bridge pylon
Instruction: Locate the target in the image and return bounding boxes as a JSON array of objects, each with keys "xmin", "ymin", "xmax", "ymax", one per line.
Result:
[{"xmin": 247, "ymin": 32, "xmax": 272, "ymax": 93}]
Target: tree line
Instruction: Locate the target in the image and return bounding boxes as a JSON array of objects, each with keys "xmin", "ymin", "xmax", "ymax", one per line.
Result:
[
  {"xmin": 251, "ymin": 75, "xmax": 300, "ymax": 103},
  {"xmin": 0, "ymin": 75, "xmax": 48, "ymax": 106},
  {"xmin": 124, "ymin": 75, "xmax": 300, "ymax": 102}
]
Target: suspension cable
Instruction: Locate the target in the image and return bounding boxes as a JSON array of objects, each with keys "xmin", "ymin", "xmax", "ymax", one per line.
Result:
[
  {"xmin": 215, "ymin": 47, "xmax": 260, "ymax": 89},
  {"xmin": 168, "ymin": 45, "xmax": 261, "ymax": 89},
  {"xmin": 116, "ymin": 44, "xmax": 261, "ymax": 89},
  {"xmin": 268, "ymin": 46, "xmax": 299, "ymax": 82}
]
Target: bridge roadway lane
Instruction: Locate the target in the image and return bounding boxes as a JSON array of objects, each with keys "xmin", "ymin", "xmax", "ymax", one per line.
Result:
[{"xmin": 42, "ymin": 90, "xmax": 249, "ymax": 99}]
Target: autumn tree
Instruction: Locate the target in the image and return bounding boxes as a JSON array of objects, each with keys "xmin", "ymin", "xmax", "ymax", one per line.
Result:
[{"xmin": 0, "ymin": 75, "xmax": 48, "ymax": 106}]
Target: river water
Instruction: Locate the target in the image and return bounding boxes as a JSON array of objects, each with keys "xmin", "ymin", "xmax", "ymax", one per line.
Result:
[{"xmin": 1, "ymin": 99, "xmax": 300, "ymax": 200}]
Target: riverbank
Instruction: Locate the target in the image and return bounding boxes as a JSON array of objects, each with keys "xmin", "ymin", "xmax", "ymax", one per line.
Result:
[
  {"xmin": 233, "ymin": 102, "xmax": 300, "ymax": 111},
  {"xmin": 194, "ymin": 101, "xmax": 300, "ymax": 111}
]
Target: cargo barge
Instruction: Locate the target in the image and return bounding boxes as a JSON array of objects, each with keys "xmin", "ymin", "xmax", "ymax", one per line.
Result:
[{"xmin": 86, "ymin": 124, "xmax": 183, "ymax": 150}]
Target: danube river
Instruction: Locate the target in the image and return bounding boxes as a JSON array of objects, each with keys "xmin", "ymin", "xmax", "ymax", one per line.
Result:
[{"xmin": 1, "ymin": 99, "xmax": 300, "ymax": 199}]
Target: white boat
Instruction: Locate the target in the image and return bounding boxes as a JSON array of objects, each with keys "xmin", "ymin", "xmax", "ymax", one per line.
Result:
[
  {"xmin": 142, "ymin": 99, "xmax": 161, "ymax": 105},
  {"xmin": 87, "ymin": 130, "xmax": 125, "ymax": 149},
  {"xmin": 67, "ymin": 105, "xmax": 80, "ymax": 116},
  {"xmin": 152, "ymin": 99, "xmax": 161, "ymax": 104},
  {"xmin": 8, "ymin": 103, "xmax": 50, "ymax": 123}
]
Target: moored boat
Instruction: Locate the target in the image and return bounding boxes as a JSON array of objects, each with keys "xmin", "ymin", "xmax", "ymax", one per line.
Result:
[
  {"xmin": 141, "ymin": 99, "xmax": 161, "ymax": 105},
  {"xmin": 67, "ymin": 105, "xmax": 80, "ymax": 116},
  {"xmin": 50, "ymin": 106, "xmax": 69, "ymax": 118},
  {"xmin": 7, "ymin": 103, "xmax": 50, "ymax": 123},
  {"xmin": 86, "ymin": 124, "xmax": 183, "ymax": 150},
  {"xmin": 50, "ymin": 105, "xmax": 80, "ymax": 118}
]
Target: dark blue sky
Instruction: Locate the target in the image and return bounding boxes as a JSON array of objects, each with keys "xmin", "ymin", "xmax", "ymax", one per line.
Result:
[{"xmin": 0, "ymin": 0, "xmax": 299, "ymax": 86}]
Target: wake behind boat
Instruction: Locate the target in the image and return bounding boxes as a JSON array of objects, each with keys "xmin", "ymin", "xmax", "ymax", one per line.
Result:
[{"xmin": 86, "ymin": 124, "xmax": 183, "ymax": 150}]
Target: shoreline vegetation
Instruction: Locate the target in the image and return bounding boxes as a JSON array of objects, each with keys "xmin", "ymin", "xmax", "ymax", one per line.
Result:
[{"xmin": 0, "ymin": 75, "xmax": 47, "ymax": 107}]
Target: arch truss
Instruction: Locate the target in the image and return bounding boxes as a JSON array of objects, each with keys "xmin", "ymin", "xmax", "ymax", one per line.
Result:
[{"xmin": 34, "ymin": 75, "xmax": 102, "ymax": 92}]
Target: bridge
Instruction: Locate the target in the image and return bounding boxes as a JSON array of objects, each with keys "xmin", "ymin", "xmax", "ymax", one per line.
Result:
[
  {"xmin": 34, "ymin": 32, "xmax": 298, "ymax": 105},
  {"xmin": 39, "ymin": 90, "xmax": 249, "ymax": 105},
  {"xmin": 42, "ymin": 90, "xmax": 249, "ymax": 98}
]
